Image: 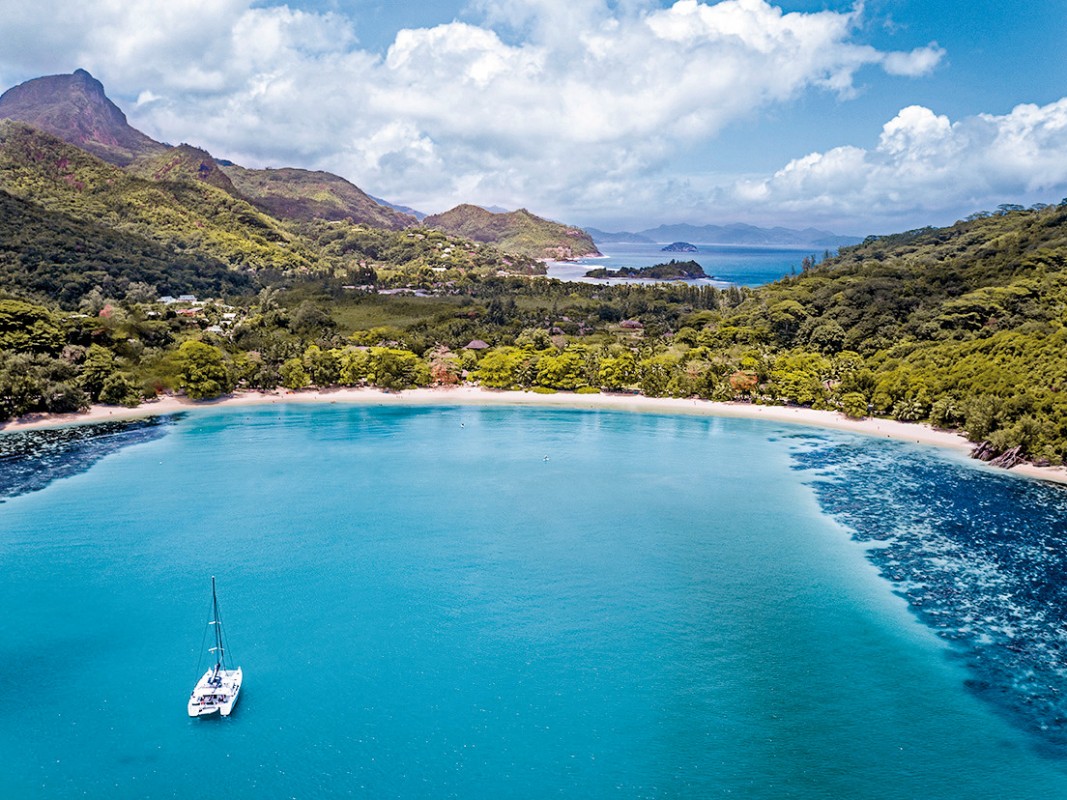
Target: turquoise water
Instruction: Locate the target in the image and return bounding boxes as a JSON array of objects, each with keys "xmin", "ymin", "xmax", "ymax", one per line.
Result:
[
  {"xmin": 547, "ymin": 243, "xmax": 813, "ymax": 286},
  {"xmin": 2, "ymin": 405, "xmax": 1067, "ymax": 798}
]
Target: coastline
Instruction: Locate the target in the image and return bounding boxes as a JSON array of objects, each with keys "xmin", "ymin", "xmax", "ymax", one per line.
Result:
[{"xmin": 3, "ymin": 385, "xmax": 1065, "ymax": 486}]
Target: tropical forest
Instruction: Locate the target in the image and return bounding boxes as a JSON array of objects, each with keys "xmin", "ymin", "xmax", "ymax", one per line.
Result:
[{"xmin": 1, "ymin": 71, "xmax": 1066, "ymax": 468}]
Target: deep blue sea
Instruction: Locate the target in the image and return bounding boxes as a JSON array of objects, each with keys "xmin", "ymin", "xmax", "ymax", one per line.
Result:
[
  {"xmin": 547, "ymin": 242, "xmax": 816, "ymax": 286},
  {"xmin": 3, "ymin": 404, "xmax": 1067, "ymax": 798}
]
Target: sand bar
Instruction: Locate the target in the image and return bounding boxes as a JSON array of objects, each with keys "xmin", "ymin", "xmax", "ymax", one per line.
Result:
[{"xmin": 2, "ymin": 385, "xmax": 1065, "ymax": 486}]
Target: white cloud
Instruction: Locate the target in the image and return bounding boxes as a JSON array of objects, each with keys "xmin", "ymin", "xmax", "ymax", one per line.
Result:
[
  {"xmin": 728, "ymin": 99, "xmax": 1067, "ymax": 231},
  {"xmin": 0, "ymin": 0, "xmax": 953, "ymax": 226},
  {"xmin": 881, "ymin": 44, "xmax": 944, "ymax": 77}
]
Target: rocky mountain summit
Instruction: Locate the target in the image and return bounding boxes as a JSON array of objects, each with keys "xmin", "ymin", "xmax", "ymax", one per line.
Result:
[
  {"xmin": 0, "ymin": 70, "xmax": 593, "ymax": 244},
  {"xmin": 0, "ymin": 69, "xmax": 167, "ymax": 166},
  {"xmin": 0, "ymin": 70, "xmax": 414, "ymax": 229}
]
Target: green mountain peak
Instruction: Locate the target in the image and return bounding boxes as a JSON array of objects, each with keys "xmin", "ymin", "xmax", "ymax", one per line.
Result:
[
  {"xmin": 424, "ymin": 204, "xmax": 601, "ymax": 260},
  {"xmin": 220, "ymin": 164, "xmax": 417, "ymax": 230}
]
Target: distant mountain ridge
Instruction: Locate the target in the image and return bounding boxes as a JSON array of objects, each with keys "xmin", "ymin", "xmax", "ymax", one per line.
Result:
[
  {"xmin": 222, "ymin": 165, "xmax": 416, "ymax": 230},
  {"xmin": 0, "ymin": 70, "xmax": 414, "ymax": 231},
  {"xmin": 370, "ymin": 195, "xmax": 426, "ymax": 220},
  {"xmin": 587, "ymin": 222, "xmax": 862, "ymax": 248},
  {"xmin": 584, "ymin": 227, "xmax": 653, "ymax": 244},
  {"xmin": 425, "ymin": 204, "xmax": 601, "ymax": 260}
]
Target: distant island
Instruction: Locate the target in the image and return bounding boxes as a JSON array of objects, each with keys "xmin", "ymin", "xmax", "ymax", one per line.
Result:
[
  {"xmin": 661, "ymin": 241, "xmax": 698, "ymax": 253},
  {"xmin": 585, "ymin": 259, "xmax": 708, "ymax": 280}
]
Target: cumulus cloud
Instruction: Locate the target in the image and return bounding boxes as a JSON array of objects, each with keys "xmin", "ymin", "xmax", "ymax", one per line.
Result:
[
  {"xmin": 0, "ymin": 0, "xmax": 951, "ymax": 225},
  {"xmin": 728, "ymin": 99, "xmax": 1067, "ymax": 230}
]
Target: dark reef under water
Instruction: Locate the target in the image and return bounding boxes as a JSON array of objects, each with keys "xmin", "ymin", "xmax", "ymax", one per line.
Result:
[
  {"xmin": 4, "ymin": 411, "xmax": 1067, "ymax": 767},
  {"xmin": 790, "ymin": 433, "xmax": 1067, "ymax": 754},
  {"xmin": 0, "ymin": 415, "xmax": 180, "ymax": 501}
]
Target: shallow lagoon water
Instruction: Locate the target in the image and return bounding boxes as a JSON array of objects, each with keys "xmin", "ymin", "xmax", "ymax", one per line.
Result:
[{"xmin": 2, "ymin": 405, "xmax": 1067, "ymax": 798}]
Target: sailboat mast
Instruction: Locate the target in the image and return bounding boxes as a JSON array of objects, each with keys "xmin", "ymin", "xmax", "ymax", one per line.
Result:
[{"xmin": 211, "ymin": 575, "xmax": 223, "ymax": 669}]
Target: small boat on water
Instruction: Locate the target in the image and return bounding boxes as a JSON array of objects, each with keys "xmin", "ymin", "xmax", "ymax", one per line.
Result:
[{"xmin": 188, "ymin": 576, "xmax": 242, "ymax": 718}]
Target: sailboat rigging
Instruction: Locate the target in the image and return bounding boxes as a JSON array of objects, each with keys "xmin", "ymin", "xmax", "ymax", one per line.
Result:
[{"xmin": 187, "ymin": 576, "xmax": 243, "ymax": 718}]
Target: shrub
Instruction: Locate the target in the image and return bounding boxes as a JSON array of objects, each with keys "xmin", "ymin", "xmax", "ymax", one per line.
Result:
[{"xmin": 839, "ymin": 392, "xmax": 869, "ymax": 419}]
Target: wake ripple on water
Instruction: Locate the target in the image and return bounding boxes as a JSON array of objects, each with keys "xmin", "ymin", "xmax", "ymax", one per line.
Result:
[
  {"xmin": 790, "ymin": 435, "xmax": 1067, "ymax": 753},
  {"xmin": 0, "ymin": 415, "xmax": 180, "ymax": 501}
]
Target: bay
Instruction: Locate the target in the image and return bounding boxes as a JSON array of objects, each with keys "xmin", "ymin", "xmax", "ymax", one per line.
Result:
[
  {"xmin": 1, "ymin": 404, "xmax": 1065, "ymax": 798},
  {"xmin": 547, "ymin": 242, "xmax": 817, "ymax": 286}
]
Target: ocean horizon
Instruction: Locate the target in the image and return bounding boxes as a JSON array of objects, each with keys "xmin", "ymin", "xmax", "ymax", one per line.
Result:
[{"xmin": 547, "ymin": 242, "xmax": 816, "ymax": 286}]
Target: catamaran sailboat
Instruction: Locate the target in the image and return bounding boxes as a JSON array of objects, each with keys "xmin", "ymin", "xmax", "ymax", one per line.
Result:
[{"xmin": 188, "ymin": 576, "xmax": 242, "ymax": 717}]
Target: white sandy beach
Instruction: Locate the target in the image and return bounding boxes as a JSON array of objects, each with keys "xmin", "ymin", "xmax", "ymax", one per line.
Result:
[{"xmin": 3, "ymin": 385, "xmax": 1066, "ymax": 486}]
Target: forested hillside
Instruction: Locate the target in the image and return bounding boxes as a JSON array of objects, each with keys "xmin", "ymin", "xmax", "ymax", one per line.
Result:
[
  {"xmin": 1, "ymin": 71, "xmax": 1065, "ymax": 468},
  {"xmin": 126, "ymin": 145, "xmax": 242, "ymax": 196},
  {"xmin": 0, "ymin": 122, "xmax": 320, "ymax": 273},
  {"xmin": 711, "ymin": 205, "xmax": 1067, "ymax": 462},
  {"xmin": 221, "ymin": 164, "xmax": 416, "ymax": 230},
  {"xmin": 425, "ymin": 204, "xmax": 601, "ymax": 260},
  {"xmin": 2, "ymin": 186, "xmax": 1065, "ymax": 465},
  {"xmin": 0, "ymin": 189, "xmax": 253, "ymax": 305},
  {"xmin": 0, "ymin": 120, "xmax": 547, "ymax": 295}
]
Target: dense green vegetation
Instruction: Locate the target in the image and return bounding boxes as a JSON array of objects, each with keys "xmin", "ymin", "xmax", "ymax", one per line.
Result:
[
  {"xmin": 299, "ymin": 220, "xmax": 544, "ymax": 279},
  {"xmin": 0, "ymin": 189, "xmax": 253, "ymax": 305},
  {"xmin": 0, "ymin": 124, "xmax": 544, "ymax": 304},
  {"xmin": 715, "ymin": 204, "xmax": 1067, "ymax": 462},
  {"xmin": 585, "ymin": 259, "xmax": 707, "ymax": 280},
  {"xmin": 424, "ymin": 204, "xmax": 601, "ymax": 260},
  {"xmin": 0, "ymin": 121, "xmax": 318, "ymax": 273},
  {"xmin": 2, "ymin": 108, "xmax": 1066, "ymax": 468}
]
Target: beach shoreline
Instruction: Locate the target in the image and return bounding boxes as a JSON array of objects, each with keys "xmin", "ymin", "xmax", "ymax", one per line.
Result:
[{"xmin": 3, "ymin": 385, "xmax": 1065, "ymax": 485}]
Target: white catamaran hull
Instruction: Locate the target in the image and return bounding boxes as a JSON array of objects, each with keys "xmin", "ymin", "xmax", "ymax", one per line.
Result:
[
  {"xmin": 189, "ymin": 577, "xmax": 242, "ymax": 718},
  {"xmin": 188, "ymin": 666, "xmax": 243, "ymax": 718}
]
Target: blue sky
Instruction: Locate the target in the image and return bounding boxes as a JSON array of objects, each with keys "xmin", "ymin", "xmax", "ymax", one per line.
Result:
[
  {"xmin": 1, "ymin": 0, "xmax": 1065, "ymax": 235},
  {"xmin": 711, "ymin": 2, "xmax": 1066, "ymax": 158}
]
